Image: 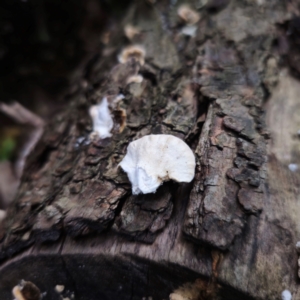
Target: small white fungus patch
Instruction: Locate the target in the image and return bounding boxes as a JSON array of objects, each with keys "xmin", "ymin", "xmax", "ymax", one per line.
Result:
[
  {"xmin": 170, "ymin": 293, "xmax": 184, "ymax": 300},
  {"xmin": 181, "ymin": 25, "xmax": 197, "ymax": 37},
  {"xmin": 118, "ymin": 45, "xmax": 146, "ymax": 65},
  {"xmin": 288, "ymin": 164, "xmax": 298, "ymax": 172},
  {"xmin": 89, "ymin": 97, "xmax": 113, "ymax": 139},
  {"xmin": 112, "ymin": 94, "xmax": 125, "ymax": 107},
  {"xmin": 119, "ymin": 134, "xmax": 195, "ymax": 195},
  {"xmin": 55, "ymin": 285, "xmax": 65, "ymax": 293},
  {"xmin": 282, "ymin": 290, "xmax": 292, "ymax": 300},
  {"xmin": 127, "ymin": 74, "xmax": 144, "ymax": 84},
  {"xmin": 177, "ymin": 5, "xmax": 200, "ymax": 25},
  {"xmin": 124, "ymin": 25, "xmax": 140, "ymax": 40}
]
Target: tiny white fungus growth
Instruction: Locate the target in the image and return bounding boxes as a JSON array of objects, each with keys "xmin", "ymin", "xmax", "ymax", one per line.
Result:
[
  {"xmin": 89, "ymin": 97, "xmax": 113, "ymax": 139},
  {"xmin": 288, "ymin": 164, "xmax": 298, "ymax": 172},
  {"xmin": 112, "ymin": 94, "xmax": 125, "ymax": 106},
  {"xmin": 124, "ymin": 25, "xmax": 141, "ymax": 40},
  {"xmin": 127, "ymin": 74, "xmax": 144, "ymax": 84},
  {"xmin": 177, "ymin": 5, "xmax": 200, "ymax": 25},
  {"xmin": 55, "ymin": 285, "xmax": 65, "ymax": 293},
  {"xmin": 170, "ymin": 293, "xmax": 185, "ymax": 300},
  {"xmin": 119, "ymin": 134, "xmax": 195, "ymax": 194},
  {"xmin": 118, "ymin": 45, "xmax": 146, "ymax": 66},
  {"xmin": 181, "ymin": 25, "xmax": 197, "ymax": 37},
  {"xmin": 282, "ymin": 290, "xmax": 292, "ymax": 300}
]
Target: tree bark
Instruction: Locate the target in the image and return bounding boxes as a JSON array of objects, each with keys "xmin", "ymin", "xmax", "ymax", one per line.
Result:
[{"xmin": 0, "ymin": 1, "xmax": 299, "ymax": 299}]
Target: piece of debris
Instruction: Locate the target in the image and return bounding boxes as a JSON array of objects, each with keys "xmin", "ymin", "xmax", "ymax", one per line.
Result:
[
  {"xmin": 0, "ymin": 102, "xmax": 44, "ymax": 178},
  {"xmin": 169, "ymin": 279, "xmax": 217, "ymax": 300},
  {"xmin": 12, "ymin": 280, "xmax": 41, "ymax": 300}
]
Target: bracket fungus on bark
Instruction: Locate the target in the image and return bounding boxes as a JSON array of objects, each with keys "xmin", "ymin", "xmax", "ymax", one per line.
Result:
[
  {"xmin": 177, "ymin": 5, "xmax": 200, "ymax": 25},
  {"xmin": 89, "ymin": 97, "xmax": 113, "ymax": 139},
  {"xmin": 118, "ymin": 45, "xmax": 146, "ymax": 66},
  {"xmin": 119, "ymin": 134, "xmax": 195, "ymax": 195}
]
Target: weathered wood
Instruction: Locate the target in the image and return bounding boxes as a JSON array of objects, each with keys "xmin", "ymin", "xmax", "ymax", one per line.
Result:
[{"xmin": 1, "ymin": 0, "xmax": 299, "ymax": 299}]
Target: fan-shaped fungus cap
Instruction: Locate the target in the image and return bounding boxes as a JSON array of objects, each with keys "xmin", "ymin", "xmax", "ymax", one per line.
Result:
[
  {"xmin": 12, "ymin": 280, "xmax": 41, "ymax": 300},
  {"xmin": 118, "ymin": 45, "xmax": 146, "ymax": 66},
  {"xmin": 89, "ymin": 97, "xmax": 113, "ymax": 139},
  {"xmin": 119, "ymin": 134, "xmax": 195, "ymax": 194},
  {"xmin": 177, "ymin": 5, "xmax": 200, "ymax": 25}
]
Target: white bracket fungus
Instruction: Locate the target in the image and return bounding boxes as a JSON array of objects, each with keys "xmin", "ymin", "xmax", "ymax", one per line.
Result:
[
  {"xmin": 118, "ymin": 45, "xmax": 146, "ymax": 66},
  {"xmin": 89, "ymin": 97, "xmax": 113, "ymax": 139},
  {"xmin": 119, "ymin": 134, "xmax": 195, "ymax": 194}
]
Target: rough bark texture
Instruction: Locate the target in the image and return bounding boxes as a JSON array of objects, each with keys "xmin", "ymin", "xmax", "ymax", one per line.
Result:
[{"xmin": 0, "ymin": 0, "xmax": 299, "ymax": 299}]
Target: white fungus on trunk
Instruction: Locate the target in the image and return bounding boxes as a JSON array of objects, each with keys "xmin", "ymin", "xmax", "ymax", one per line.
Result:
[
  {"xmin": 119, "ymin": 134, "xmax": 195, "ymax": 195},
  {"xmin": 181, "ymin": 25, "xmax": 197, "ymax": 37},
  {"xmin": 282, "ymin": 290, "xmax": 292, "ymax": 300},
  {"xmin": 118, "ymin": 45, "xmax": 146, "ymax": 66},
  {"xmin": 89, "ymin": 97, "xmax": 113, "ymax": 139},
  {"xmin": 177, "ymin": 5, "xmax": 200, "ymax": 25}
]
